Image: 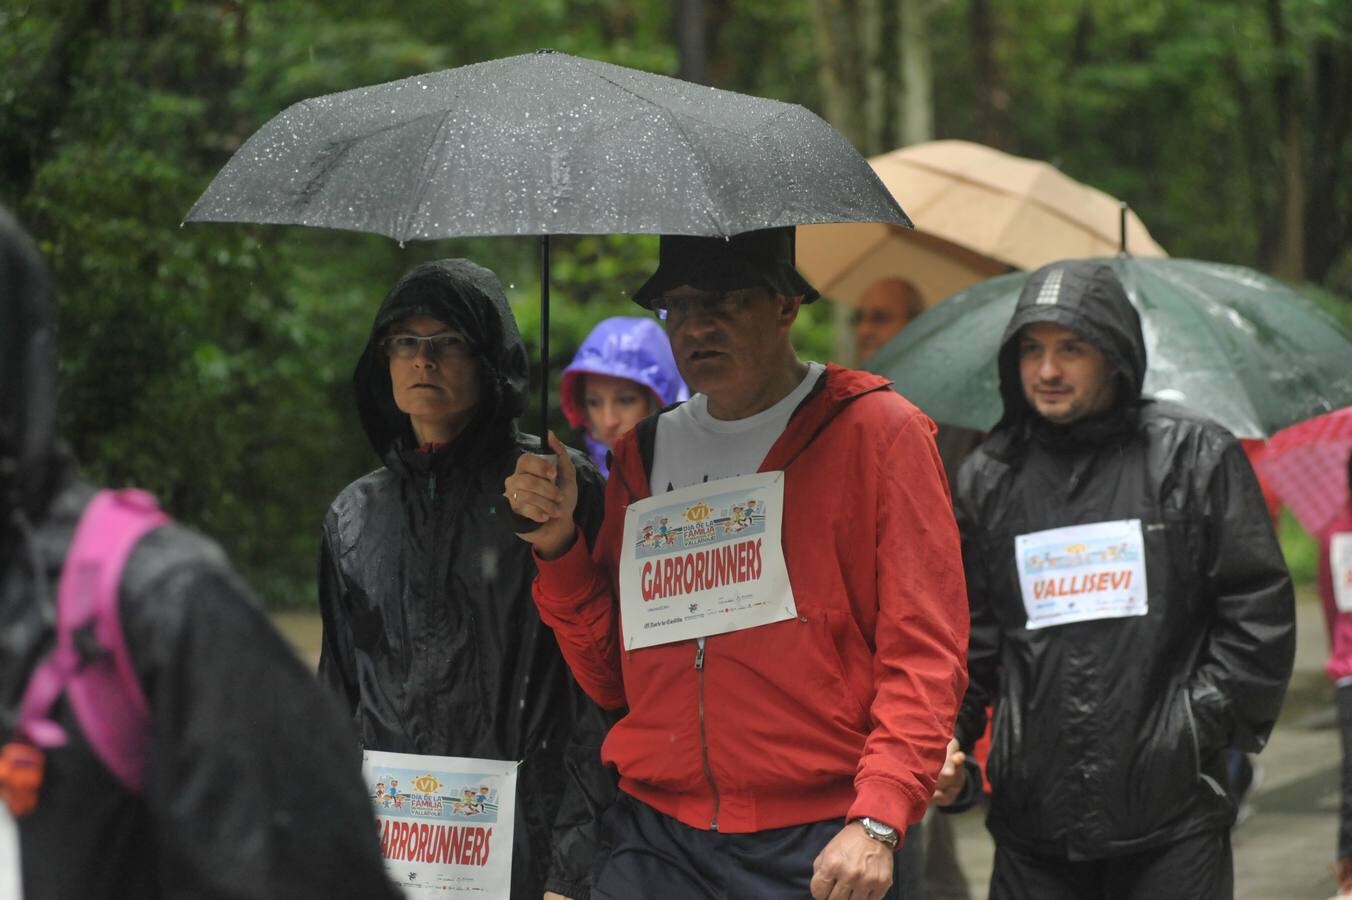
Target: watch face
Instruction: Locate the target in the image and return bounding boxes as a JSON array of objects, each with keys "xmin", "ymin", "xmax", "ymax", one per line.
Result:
[{"xmin": 861, "ymin": 817, "xmax": 897, "ymax": 842}]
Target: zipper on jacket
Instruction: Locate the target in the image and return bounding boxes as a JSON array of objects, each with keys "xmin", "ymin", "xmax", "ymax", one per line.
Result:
[{"xmin": 694, "ymin": 637, "xmax": 721, "ymax": 831}]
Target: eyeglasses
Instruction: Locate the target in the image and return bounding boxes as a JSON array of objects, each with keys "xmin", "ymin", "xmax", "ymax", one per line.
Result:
[
  {"xmin": 851, "ymin": 308, "xmax": 906, "ymax": 328},
  {"xmin": 653, "ymin": 288, "xmax": 763, "ymax": 322},
  {"xmin": 381, "ymin": 331, "xmax": 474, "ymax": 360}
]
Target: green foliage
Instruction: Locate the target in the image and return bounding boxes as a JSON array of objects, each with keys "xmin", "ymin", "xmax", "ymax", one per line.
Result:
[
  {"xmin": 1278, "ymin": 506, "xmax": 1318, "ymax": 585},
  {"xmin": 928, "ymin": 0, "xmax": 1352, "ymax": 277},
  {"xmin": 1302, "ymin": 281, "xmax": 1352, "ymax": 332},
  {"xmin": 2, "ymin": 0, "xmax": 1347, "ymax": 609},
  {"xmin": 2, "ymin": 0, "xmax": 707, "ymax": 608}
]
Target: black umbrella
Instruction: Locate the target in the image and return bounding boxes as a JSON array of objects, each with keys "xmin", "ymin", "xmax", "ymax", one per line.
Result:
[{"xmin": 185, "ymin": 50, "xmax": 910, "ymax": 434}]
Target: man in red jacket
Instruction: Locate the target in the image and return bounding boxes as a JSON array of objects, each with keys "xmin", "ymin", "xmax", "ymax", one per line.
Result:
[{"xmin": 505, "ymin": 228, "xmax": 969, "ymax": 900}]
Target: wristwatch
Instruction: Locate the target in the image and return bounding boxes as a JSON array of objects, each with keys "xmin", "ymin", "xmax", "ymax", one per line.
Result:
[{"xmin": 855, "ymin": 816, "xmax": 899, "ymax": 849}]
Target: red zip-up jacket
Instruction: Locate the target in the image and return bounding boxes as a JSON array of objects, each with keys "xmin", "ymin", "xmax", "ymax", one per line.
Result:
[{"xmin": 534, "ymin": 364, "xmax": 969, "ymax": 834}]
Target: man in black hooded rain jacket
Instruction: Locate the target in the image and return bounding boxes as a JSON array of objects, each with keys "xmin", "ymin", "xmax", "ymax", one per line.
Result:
[
  {"xmin": 939, "ymin": 260, "xmax": 1295, "ymax": 899},
  {"xmin": 0, "ymin": 213, "xmax": 401, "ymax": 898},
  {"xmin": 317, "ymin": 258, "xmax": 609, "ymax": 900}
]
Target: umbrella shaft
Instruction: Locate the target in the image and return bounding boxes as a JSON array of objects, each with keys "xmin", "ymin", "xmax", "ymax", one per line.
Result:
[{"xmin": 540, "ymin": 235, "xmax": 550, "ymax": 440}]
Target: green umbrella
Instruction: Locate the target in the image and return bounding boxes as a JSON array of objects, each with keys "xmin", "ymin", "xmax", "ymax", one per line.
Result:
[{"xmin": 865, "ymin": 257, "xmax": 1352, "ymax": 439}]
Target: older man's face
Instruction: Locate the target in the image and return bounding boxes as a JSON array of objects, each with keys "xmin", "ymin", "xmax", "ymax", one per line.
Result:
[
  {"xmin": 1017, "ymin": 322, "xmax": 1116, "ymax": 425},
  {"xmin": 659, "ymin": 286, "xmax": 794, "ymax": 404}
]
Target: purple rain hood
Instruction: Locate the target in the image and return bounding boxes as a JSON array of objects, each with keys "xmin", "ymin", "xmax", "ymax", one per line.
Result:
[{"xmin": 560, "ymin": 317, "xmax": 687, "ymax": 474}]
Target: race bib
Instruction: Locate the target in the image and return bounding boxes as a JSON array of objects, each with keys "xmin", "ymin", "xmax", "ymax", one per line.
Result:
[
  {"xmin": 1333, "ymin": 533, "xmax": 1352, "ymax": 613},
  {"xmin": 0, "ymin": 804, "xmax": 20, "ymax": 900},
  {"xmin": 619, "ymin": 471, "xmax": 797, "ymax": 650},
  {"xmin": 1015, "ymin": 519, "xmax": 1148, "ymax": 630},
  {"xmin": 362, "ymin": 751, "xmax": 517, "ymax": 898}
]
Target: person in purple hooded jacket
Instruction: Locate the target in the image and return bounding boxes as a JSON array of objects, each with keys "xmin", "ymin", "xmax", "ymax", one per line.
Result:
[{"xmin": 560, "ymin": 317, "xmax": 686, "ymax": 477}]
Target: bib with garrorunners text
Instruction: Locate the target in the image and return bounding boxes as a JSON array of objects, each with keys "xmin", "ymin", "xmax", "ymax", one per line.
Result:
[
  {"xmin": 1014, "ymin": 519, "xmax": 1148, "ymax": 630},
  {"xmin": 361, "ymin": 750, "xmax": 517, "ymax": 898},
  {"xmin": 618, "ymin": 471, "xmax": 797, "ymax": 651}
]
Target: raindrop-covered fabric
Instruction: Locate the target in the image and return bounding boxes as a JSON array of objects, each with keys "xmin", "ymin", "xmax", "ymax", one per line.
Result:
[
  {"xmin": 559, "ymin": 316, "xmax": 687, "ymax": 473},
  {"xmin": 866, "ymin": 257, "xmax": 1352, "ymax": 439},
  {"xmin": 186, "ymin": 50, "xmax": 911, "ymax": 240},
  {"xmin": 318, "ymin": 259, "xmax": 609, "ymax": 898}
]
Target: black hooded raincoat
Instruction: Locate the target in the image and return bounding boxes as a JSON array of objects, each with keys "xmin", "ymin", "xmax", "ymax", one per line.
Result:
[
  {"xmin": 317, "ymin": 259, "xmax": 608, "ymax": 899},
  {"xmin": 953, "ymin": 261, "xmax": 1295, "ymax": 860},
  {"xmin": 0, "ymin": 212, "xmax": 400, "ymax": 898}
]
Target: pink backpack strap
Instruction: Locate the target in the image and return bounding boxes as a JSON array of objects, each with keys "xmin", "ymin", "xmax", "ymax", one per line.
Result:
[{"xmin": 16, "ymin": 489, "xmax": 169, "ymax": 793}]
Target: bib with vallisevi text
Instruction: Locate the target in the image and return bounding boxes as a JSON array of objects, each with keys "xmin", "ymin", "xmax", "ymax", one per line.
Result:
[{"xmin": 1015, "ymin": 518, "xmax": 1148, "ymax": 630}]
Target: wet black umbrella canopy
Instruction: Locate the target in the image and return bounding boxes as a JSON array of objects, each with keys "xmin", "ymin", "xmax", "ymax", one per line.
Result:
[{"xmin": 186, "ymin": 49, "xmax": 911, "ymax": 433}]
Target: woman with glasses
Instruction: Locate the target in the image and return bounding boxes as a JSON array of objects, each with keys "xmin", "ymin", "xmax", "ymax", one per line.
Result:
[{"xmin": 316, "ymin": 258, "xmax": 607, "ymax": 900}]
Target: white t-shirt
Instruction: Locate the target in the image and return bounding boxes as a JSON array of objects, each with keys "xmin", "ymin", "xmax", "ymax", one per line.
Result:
[{"xmin": 649, "ymin": 362, "xmax": 825, "ymax": 495}]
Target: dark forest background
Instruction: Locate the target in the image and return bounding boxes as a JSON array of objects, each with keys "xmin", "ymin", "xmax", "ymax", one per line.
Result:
[{"xmin": 3, "ymin": 0, "xmax": 1348, "ymax": 605}]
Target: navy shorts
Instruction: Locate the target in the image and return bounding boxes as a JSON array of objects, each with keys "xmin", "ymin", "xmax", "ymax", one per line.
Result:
[{"xmin": 590, "ymin": 792, "xmax": 907, "ymax": 900}]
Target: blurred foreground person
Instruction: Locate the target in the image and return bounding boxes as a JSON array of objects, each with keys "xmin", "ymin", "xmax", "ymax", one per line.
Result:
[
  {"xmin": 0, "ymin": 208, "xmax": 399, "ymax": 898},
  {"xmin": 560, "ymin": 316, "xmax": 686, "ymax": 477},
  {"xmin": 317, "ymin": 259, "xmax": 607, "ymax": 899},
  {"xmin": 942, "ymin": 260, "xmax": 1295, "ymax": 899}
]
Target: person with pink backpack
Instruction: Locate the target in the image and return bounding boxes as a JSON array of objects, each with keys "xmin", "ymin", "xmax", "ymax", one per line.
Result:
[{"xmin": 0, "ymin": 205, "xmax": 400, "ymax": 899}]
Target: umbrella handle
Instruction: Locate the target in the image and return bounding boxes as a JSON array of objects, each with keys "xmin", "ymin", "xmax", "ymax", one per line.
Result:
[{"xmin": 510, "ymin": 507, "xmax": 544, "ymax": 534}]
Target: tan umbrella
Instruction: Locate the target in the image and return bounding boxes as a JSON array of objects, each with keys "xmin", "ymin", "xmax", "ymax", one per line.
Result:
[{"xmin": 797, "ymin": 139, "xmax": 1167, "ymax": 309}]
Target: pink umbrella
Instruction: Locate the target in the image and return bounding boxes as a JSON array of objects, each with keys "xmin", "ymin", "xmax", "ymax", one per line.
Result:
[{"xmin": 1253, "ymin": 406, "xmax": 1352, "ymax": 537}]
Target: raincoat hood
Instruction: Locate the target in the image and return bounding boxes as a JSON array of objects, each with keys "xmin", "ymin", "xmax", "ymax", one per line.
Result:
[
  {"xmin": 993, "ymin": 259, "xmax": 1147, "ymax": 437},
  {"xmin": 559, "ymin": 317, "xmax": 687, "ymax": 471},
  {"xmin": 353, "ymin": 258, "xmax": 529, "ymax": 459},
  {"xmin": 0, "ymin": 205, "xmax": 60, "ymax": 524}
]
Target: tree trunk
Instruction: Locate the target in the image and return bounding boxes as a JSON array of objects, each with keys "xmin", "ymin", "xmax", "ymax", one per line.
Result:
[
  {"xmin": 1302, "ymin": 20, "xmax": 1352, "ymax": 282},
  {"xmin": 812, "ymin": 0, "xmax": 871, "ymax": 365},
  {"xmin": 812, "ymin": 0, "xmax": 933, "ymax": 150},
  {"xmin": 1266, "ymin": 0, "xmax": 1306, "ymax": 280},
  {"xmin": 676, "ymin": 0, "xmax": 708, "ymax": 85},
  {"xmin": 811, "ymin": 0, "xmax": 865, "ymax": 149},
  {"xmin": 812, "ymin": 0, "xmax": 937, "ymax": 363},
  {"xmin": 860, "ymin": 0, "xmax": 886, "ymax": 154},
  {"xmin": 969, "ymin": 0, "xmax": 1003, "ymax": 146},
  {"xmin": 898, "ymin": 0, "xmax": 933, "ymax": 145}
]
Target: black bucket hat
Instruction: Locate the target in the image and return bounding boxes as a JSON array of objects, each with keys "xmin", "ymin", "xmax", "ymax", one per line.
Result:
[{"xmin": 631, "ymin": 226, "xmax": 821, "ymax": 309}]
